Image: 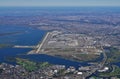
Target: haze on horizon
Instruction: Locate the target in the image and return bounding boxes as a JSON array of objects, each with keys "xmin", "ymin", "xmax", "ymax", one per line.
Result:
[{"xmin": 0, "ymin": 0, "xmax": 120, "ymax": 7}]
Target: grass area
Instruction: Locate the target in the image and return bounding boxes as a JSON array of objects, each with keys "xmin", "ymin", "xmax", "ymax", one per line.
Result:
[
  {"xmin": 16, "ymin": 58, "xmax": 51, "ymax": 72},
  {"xmin": 16, "ymin": 58, "xmax": 37, "ymax": 72},
  {"xmin": 99, "ymin": 65, "xmax": 120, "ymax": 77},
  {"xmin": 105, "ymin": 47, "xmax": 120, "ymax": 64},
  {"xmin": 75, "ymin": 54, "xmax": 99, "ymax": 62},
  {"xmin": 37, "ymin": 62, "xmax": 51, "ymax": 68},
  {"xmin": 53, "ymin": 53, "xmax": 100, "ymax": 62}
]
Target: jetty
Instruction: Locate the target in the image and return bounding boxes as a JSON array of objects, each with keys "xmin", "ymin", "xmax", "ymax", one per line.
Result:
[
  {"xmin": 13, "ymin": 32, "xmax": 50, "ymax": 53},
  {"xmin": 13, "ymin": 45, "xmax": 36, "ymax": 48}
]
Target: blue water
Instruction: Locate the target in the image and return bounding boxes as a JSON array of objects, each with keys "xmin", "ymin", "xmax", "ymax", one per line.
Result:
[
  {"xmin": 0, "ymin": 48, "xmax": 31, "ymax": 63},
  {"xmin": 18, "ymin": 54, "xmax": 89, "ymax": 69},
  {"xmin": 0, "ymin": 25, "xmax": 89, "ymax": 68},
  {"xmin": 0, "ymin": 25, "xmax": 45, "ymax": 62},
  {"xmin": 0, "ymin": 25, "xmax": 46, "ymax": 45},
  {"xmin": 1, "ymin": 7, "xmax": 118, "ymax": 68}
]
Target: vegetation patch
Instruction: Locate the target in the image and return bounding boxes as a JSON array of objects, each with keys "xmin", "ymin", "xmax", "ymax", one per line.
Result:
[
  {"xmin": 75, "ymin": 54, "xmax": 100, "ymax": 62},
  {"xmin": 105, "ymin": 47, "xmax": 120, "ymax": 64},
  {"xmin": 16, "ymin": 58, "xmax": 51, "ymax": 72},
  {"xmin": 99, "ymin": 65, "xmax": 120, "ymax": 77}
]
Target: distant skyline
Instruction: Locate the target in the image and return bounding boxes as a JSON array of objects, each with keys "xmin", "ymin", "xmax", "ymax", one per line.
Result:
[{"xmin": 0, "ymin": 0, "xmax": 120, "ymax": 7}]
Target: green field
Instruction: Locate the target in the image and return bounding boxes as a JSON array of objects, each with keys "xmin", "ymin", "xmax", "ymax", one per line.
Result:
[{"xmin": 16, "ymin": 58, "xmax": 51, "ymax": 72}]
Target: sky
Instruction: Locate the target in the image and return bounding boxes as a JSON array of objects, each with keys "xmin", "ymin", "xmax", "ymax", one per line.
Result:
[{"xmin": 0, "ymin": 0, "xmax": 120, "ymax": 7}]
